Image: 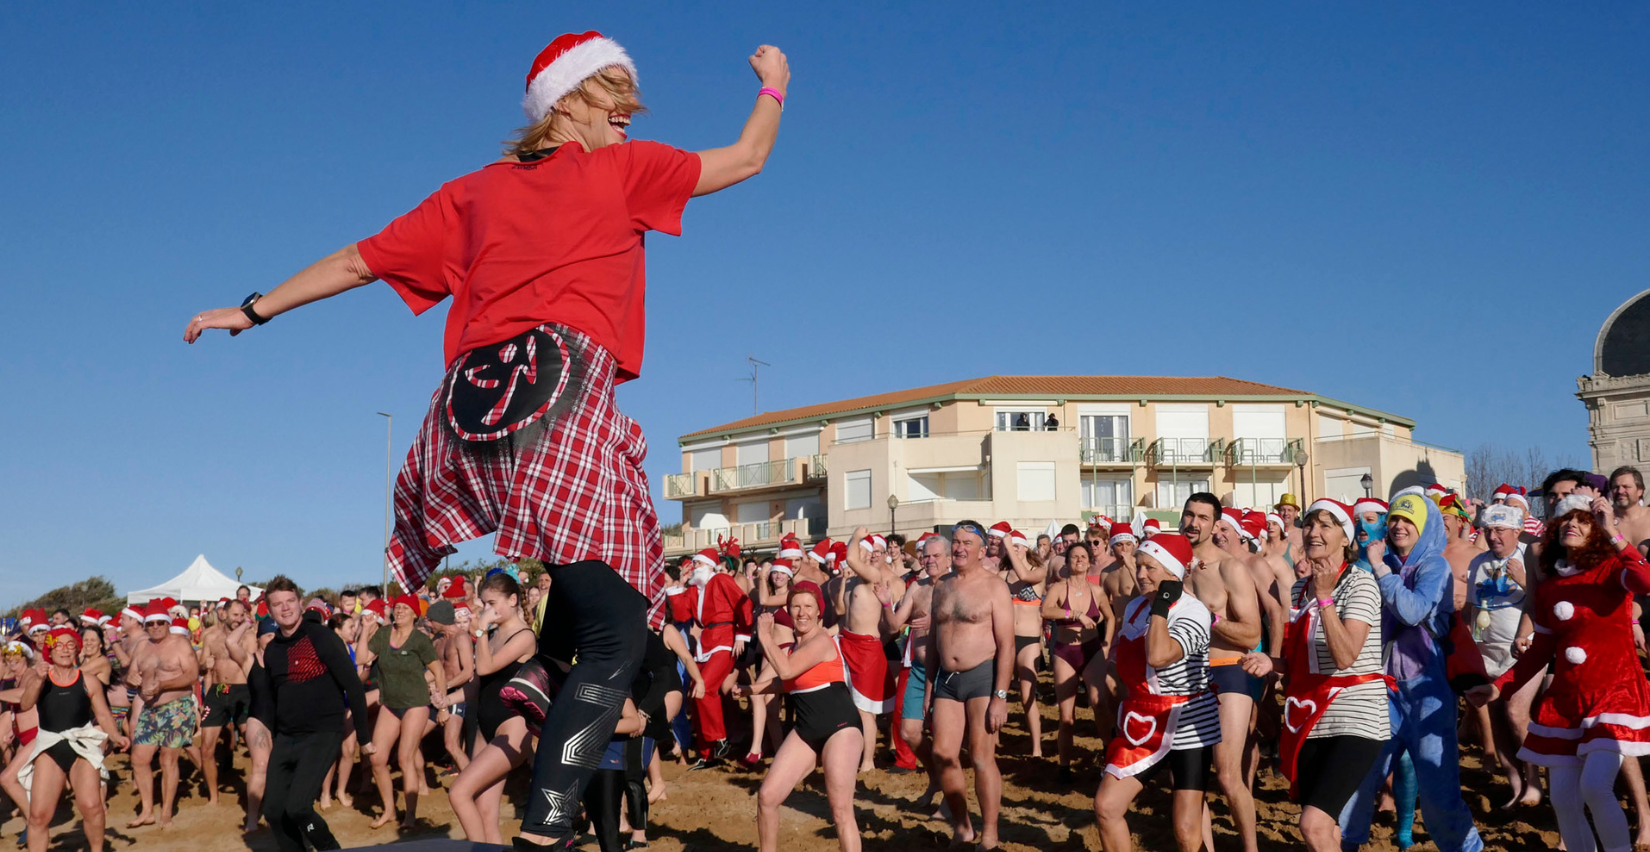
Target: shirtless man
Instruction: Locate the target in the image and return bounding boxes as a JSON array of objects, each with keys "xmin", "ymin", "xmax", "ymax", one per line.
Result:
[
  {"xmin": 200, "ymin": 599, "xmax": 255, "ymax": 806},
  {"xmin": 877, "ymin": 534, "xmax": 951, "ymax": 803},
  {"xmin": 130, "ymin": 602, "xmax": 202, "ymax": 828},
  {"xmin": 842, "ymin": 528, "xmax": 903, "ymax": 772},
  {"xmin": 1612, "ymin": 466, "xmax": 1650, "ymax": 557},
  {"xmin": 109, "ymin": 605, "xmax": 148, "ymax": 734},
  {"xmin": 1274, "ymin": 494, "xmax": 1304, "ymax": 562},
  {"xmin": 797, "ymin": 539, "xmax": 833, "ymax": 588},
  {"xmin": 925, "ymin": 521, "xmax": 1013, "ymax": 849},
  {"xmin": 1180, "ymin": 494, "xmax": 1262, "ymax": 852},
  {"xmin": 223, "ymin": 613, "xmax": 275, "ymax": 832},
  {"xmin": 428, "ymin": 600, "xmax": 475, "ymax": 773}
]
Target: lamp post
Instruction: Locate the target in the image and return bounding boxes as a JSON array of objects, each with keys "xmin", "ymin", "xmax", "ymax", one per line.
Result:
[
  {"xmin": 1360, "ymin": 472, "xmax": 1374, "ymax": 498},
  {"xmin": 376, "ymin": 412, "xmax": 393, "ymax": 594},
  {"xmin": 886, "ymin": 493, "xmax": 900, "ymax": 538}
]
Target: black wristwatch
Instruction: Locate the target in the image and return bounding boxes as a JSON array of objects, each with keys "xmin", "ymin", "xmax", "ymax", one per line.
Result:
[{"xmin": 240, "ymin": 292, "xmax": 270, "ymax": 326}]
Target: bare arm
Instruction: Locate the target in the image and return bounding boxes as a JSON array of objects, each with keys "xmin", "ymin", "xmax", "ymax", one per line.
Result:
[
  {"xmin": 475, "ymin": 628, "xmax": 538, "ymax": 677},
  {"xmin": 844, "ymin": 528, "xmax": 884, "ymax": 583},
  {"xmin": 693, "ymin": 46, "xmax": 789, "ymax": 197},
  {"xmin": 1005, "ymin": 543, "xmax": 1046, "ymax": 585},
  {"xmin": 1249, "ymin": 559, "xmax": 1285, "ymax": 653},
  {"xmin": 660, "ymin": 626, "xmax": 706, "ymax": 691},
  {"xmin": 183, "ymin": 244, "xmax": 378, "ymax": 342},
  {"xmin": 446, "ymin": 634, "xmax": 474, "ymax": 690}
]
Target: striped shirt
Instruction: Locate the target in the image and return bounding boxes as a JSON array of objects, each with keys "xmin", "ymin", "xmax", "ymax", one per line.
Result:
[
  {"xmin": 1120, "ymin": 596, "xmax": 1222, "ymax": 749},
  {"xmin": 1290, "ymin": 569, "xmax": 1390, "ymax": 741}
]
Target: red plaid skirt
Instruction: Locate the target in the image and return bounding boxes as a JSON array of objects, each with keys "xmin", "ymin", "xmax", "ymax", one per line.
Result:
[{"xmin": 385, "ymin": 325, "xmax": 665, "ymax": 627}]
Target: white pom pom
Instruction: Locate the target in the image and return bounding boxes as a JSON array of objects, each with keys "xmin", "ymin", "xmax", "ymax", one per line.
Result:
[
  {"xmin": 1565, "ymin": 646, "xmax": 1588, "ymax": 665},
  {"xmin": 1553, "ymin": 601, "xmax": 1576, "ymax": 621}
]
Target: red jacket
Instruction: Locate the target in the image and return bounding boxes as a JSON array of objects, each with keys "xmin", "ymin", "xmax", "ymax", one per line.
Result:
[{"xmin": 681, "ymin": 573, "xmax": 753, "ymax": 660}]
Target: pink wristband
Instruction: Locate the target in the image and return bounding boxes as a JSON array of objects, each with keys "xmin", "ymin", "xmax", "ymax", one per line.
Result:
[
  {"xmin": 1211, "ymin": 613, "xmax": 1220, "ymax": 625},
  {"xmin": 1317, "ymin": 598, "xmax": 1335, "ymax": 609},
  {"xmin": 758, "ymin": 87, "xmax": 785, "ymax": 108}
]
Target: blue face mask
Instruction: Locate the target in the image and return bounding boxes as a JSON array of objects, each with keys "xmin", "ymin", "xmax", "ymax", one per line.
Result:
[{"xmin": 1356, "ymin": 516, "xmax": 1387, "ymax": 565}]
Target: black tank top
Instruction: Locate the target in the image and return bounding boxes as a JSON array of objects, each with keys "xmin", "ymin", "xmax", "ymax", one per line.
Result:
[{"xmin": 38, "ymin": 671, "xmax": 93, "ymax": 733}]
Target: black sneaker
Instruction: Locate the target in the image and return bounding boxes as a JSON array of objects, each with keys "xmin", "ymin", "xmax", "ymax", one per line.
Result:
[
  {"xmin": 709, "ymin": 738, "xmax": 733, "ymax": 760},
  {"xmin": 687, "ymin": 757, "xmax": 720, "ymax": 771}
]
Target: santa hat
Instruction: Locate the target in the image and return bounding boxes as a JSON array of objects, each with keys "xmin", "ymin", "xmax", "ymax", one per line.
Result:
[
  {"xmin": 770, "ymin": 558, "xmax": 795, "ymax": 578},
  {"xmin": 79, "ymin": 608, "xmax": 106, "ymax": 626},
  {"xmin": 121, "ymin": 604, "xmax": 145, "ymax": 623},
  {"xmin": 2, "ymin": 640, "xmax": 32, "ymax": 659},
  {"xmin": 1088, "ymin": 515, "xmax": 1113, "ymax": 531},
  {"xmin": 858, "ymin": 533, "xmax": 887, "ymax": 552},
  {"xmin": 1109, "ymin": 522, "xmax": 1137, "ymax": 547},
  {"xmin": 1351, "ymin": 497, "xmax": 1388, "ymax": 519},
  {"xmin": 441, "ymin": 580, "xmax": 468, "ymax": 600},
  {"xmin": 363, "ymin": 598, "xmax": 388, "ymax": 624},
  {"xmin": 829, "ymin": 541, "xmax": 847, "ymax": 563},
  {"xmin": 1306, "ymin": 498, "xmax": 1355, "ymax": 540},
  {"xmin": 1426, "ymin": 482, "xmax": 1449, "ymax": 498},
  {"xmin": 170, "ymin": 617, "xmax": 190, "ymax": 636},
  {"xmin": 144, "ymin": 600, "xmax": 171, "ymax": 624},
  {"xmin": 523, "ymin": 32, "xmax": 638, "ymax": 124},
  {"xmin": 806, "ymin": 538, "xmax": 834, "ymax": 564},
  {"xmin": 1265, "ymin": 512, "xmax": 1285, "ymax": 533},
  {"xmin": 778, "ymin": 535, "xmax": 805, "ymax": 560},
  {"xmin": 306, "ymin": 598, "xmax": 333, "ymax": 619},
  {"xmin": 1220, "ymin": 507, "xmax": 1243, "ymax": 529},
  {"xmin": 1008, "ymin": 530, "xmax": 1028, "ymax": 548},
  {"xmin": 692, "ymin": 548, "xmax": 720, "ymax": 569},
  {"xmin": 1239, "ymin": 511, "xmax": 1267, "ymax": 543},
  {"xmin": 988, "ymin": 521, "xmax": 1012, "ymax": 539},
  {"xmin": 1505, "ymin": 491, "xmax": 1531, "ymax": 512},
  {"xmin": 913, "ymin": 532, "xmax": 937, "ymax": 551},
  {"xmin": 256, "ymin": 600, "xmax": 269, "ymax": 618},
  {"xmin": 20, "ymin": 608, "xmax": 46, "ymax": 629},
  {"xmin": 1491, "ymin": 484, "xmax": 1515, "ymax": 503},
  {"xmin": 1548, "ymin": 492, "xmax": 1595, "ymax": 521},
  {"xmin": 1142, "ymin": 518, "xmax": 1162, "ymax": 536},
  {"xmin": 1138, "ymin": 533, "xmax": 1194, "ymax": 580}
]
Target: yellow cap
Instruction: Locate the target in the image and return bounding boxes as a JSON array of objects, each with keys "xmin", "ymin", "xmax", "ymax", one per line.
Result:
[
  {"xmin": 1274, "ymin": 493, "xmax": 1300, "ymax": 510},
  {"xmin": 1388, "ymin": 493, "xmax": 1429, "ymax": 535}
]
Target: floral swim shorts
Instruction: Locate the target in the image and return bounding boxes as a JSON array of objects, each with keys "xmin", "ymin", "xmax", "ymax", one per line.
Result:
[{"xmin": 134, "ymin": 694, "xmax": 197, "ymax": 748}]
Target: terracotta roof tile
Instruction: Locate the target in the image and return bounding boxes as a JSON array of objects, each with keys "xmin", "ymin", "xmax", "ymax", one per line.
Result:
[{"xmin": 681, "ymin": 375, "xmax": 1311, "ymax": 441}]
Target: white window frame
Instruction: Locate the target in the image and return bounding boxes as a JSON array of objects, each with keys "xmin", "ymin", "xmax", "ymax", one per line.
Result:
[
  {"xmin": 995, "ymin": 407, "xmax": 1047, "ymax": 432},
  {"xmin": 844, "ymin": 469, "xmax": 872, "ymax": 510},
  {"xmin": 891, "ymin": 409, "xmax": 931, "ymax": 439}
]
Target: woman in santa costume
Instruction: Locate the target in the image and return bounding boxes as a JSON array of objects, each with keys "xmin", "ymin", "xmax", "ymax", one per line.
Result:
[
  {"xmin": 1094, "ymin": 533, "xmax": 1221, "ymax": 852},
  {"xmin": 1241, "ymin": 499, "xmax": 1390, "ymax": 851},
  {"xmin": 184, "ymin": 32, "xmax": 789, "ymax": 847},
  {"xmin": 1494, "ymin": 492, "xmax": 1650, "ymax": 852}
]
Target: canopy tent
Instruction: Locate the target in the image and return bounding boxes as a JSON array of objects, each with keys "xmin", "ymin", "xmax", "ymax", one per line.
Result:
[{"xmin": 127, "ymin": 555, "xmax": 258, "ymax": 606}]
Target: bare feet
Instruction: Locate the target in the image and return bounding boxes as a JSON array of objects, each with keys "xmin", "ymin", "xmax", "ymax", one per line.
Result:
[
  {"xmin": 319, "ymin": 796, "xmax": 332, "ymax": 811},
  {"xmin": 400, "ymin": 818, "xmax": 417, "ymax": 832},
  {"xmin": 370, "ymin": 812, "xmax": 396, "ymax": 829},
  {"xmin": 647, "ymin": 784, "xmax": 668, "ymax": 804},
  {"xmin": 337, "ymin": 793, "xmax": 354, "ymax": 809},
  {"xmin": 126, "ymin": 813, "xmax": 155, "ymax": 829}
]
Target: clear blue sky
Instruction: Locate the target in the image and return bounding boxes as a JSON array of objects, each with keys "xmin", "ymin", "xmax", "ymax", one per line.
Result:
[{"xmin": 4, "ymin": 3, "xmax": 1647, "ymax": 607}]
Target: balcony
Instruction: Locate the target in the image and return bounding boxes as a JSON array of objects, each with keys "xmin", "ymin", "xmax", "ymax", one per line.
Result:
[
  {"xmin": 805, "ymin": 454, "xmax": 827, "ymax": 480},
  {"xmin": 662, "ymin": 518, "xmax": 811, "ymax": 556},
  {"xmin": 1081, "ymin": 437, "xmax": 1145, "ymax": 465},
  {"xmin": 1225, "ymin": 438, "xmax": 1305, "ymax": 467},
  {"xmin": 1148, "ymin": 437, "xmax": 1224, "ymax": 467},
  {"xmin": 664, "ymin": 472, "xmax": 705, "ymax": 499}
]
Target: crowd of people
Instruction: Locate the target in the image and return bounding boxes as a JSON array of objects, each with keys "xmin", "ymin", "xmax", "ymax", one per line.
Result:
[{"xmin": 6, "ymin": 466, "xmax": 1645, "ymax": 851}]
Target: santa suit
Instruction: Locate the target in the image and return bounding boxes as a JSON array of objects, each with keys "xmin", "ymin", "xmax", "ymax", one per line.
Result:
[{"xmin": 683, "ymin": 572, "xmax": 752, "ymax": 746}]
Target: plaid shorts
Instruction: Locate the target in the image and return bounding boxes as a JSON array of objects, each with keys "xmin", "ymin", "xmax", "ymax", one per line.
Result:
[{"xmin": 385, "ymin": 324, "xmax": 665, "ymax": 627}]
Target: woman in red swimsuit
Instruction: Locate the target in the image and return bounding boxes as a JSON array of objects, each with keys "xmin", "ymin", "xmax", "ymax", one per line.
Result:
[{"xmin": 734, "ymin": 583, "xmax": 863, "ymax": 852}]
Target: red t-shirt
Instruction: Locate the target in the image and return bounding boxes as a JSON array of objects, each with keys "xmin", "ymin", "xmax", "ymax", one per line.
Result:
[{"xmin": 357, "ymin": 140, "xmax": 701, "ymax": 381}]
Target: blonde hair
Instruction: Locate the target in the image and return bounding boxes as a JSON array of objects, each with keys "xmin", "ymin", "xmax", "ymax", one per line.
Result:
[{"xmin": 504, "ymin": 67, "xmax": 646, "ymax": 157}]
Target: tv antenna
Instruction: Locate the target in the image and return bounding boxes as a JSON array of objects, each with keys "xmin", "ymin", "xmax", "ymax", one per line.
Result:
[{"xmin": 738, "ymin": 356, "xmax": 771, "ymax": 415}]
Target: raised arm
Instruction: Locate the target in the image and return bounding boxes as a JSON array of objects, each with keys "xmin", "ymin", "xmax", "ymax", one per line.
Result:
[
  {"xmin": 184, "ymin": 244, "xmax": 378, "ymax": 342},
  {"xmin": 844, "ymin": 528, "xmax": 885, "ymax": 583},
  {"xmin": 693, "ymin": 46, "xmax": 790, "ymax": 197}
]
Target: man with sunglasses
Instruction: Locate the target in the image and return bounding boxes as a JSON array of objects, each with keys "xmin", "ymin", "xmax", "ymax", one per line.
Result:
[{"xmin": 925, "ymin": 521, "xmax": 1014, "ymax": 850}]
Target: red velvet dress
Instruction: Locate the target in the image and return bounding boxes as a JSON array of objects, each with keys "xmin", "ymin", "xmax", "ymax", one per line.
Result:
[{"xmin": 1499, "ymin": 545, "xmax": 1650, "ymax": 764}]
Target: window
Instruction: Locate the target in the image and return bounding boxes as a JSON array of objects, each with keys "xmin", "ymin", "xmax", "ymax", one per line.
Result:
[
  {"xmin": 1017, "ymin": 461, "xmax": 1057, "ymax": 502},
  {"xmin": 785, "ymin": 432, "xmax": 820, "ymax": 459},
  {"xmin": 1155, "ymin": 404, "xmax": 1209, "ymax": 460},
  {"xmin": 1231, "ymin": 475, "xmax": 1291, "ymax": 511},
  {"xmin": 1231, "ymin": 404, "xmax": 1287, "ymax": 464},
  {"xmin": 893, "ymin": 415, "xmax": 930, "ymax": 439},
  {"xmin": 845, "ymin": 470, "xmax": 872, "ymax": 509},
  {"xmin": 995, "ymin": 408, "xmax": 1046, "ymax": 432},
  {"xmin": 1349, "ymin": 420, "xmax": 1377, "ymax": 438},
  {"xmin": 836, "ymin": 417, "xmax": 873, "ymax": 444},
  {"xmin": 688, "ymin": 445, "xmax": 720, "ymax": 472},
  {"xmin": 735, "ymin": 440, "xmax": 769, "ymax": 467},
  {"xmin": 1080, "ymin": 476, "xmax": 1133, "ymax": 514},
  {"xmin": 689, "ymin": 504, "xmax": 729, "ymax": 531},
  {"xmin": 1324, "ymin": 467, "xmax": 1372, "ymax": 503},
  {"xmin": 1080, "ymin": 414, "xmax": 1131, "ymax": 461},
  {"xmin": 735, "ymin": 500, "xmax": 769, "ymax": 524},
  {"xmin": 1155, "ymin": 478, "xmax": 1211, "ymax": 511}
]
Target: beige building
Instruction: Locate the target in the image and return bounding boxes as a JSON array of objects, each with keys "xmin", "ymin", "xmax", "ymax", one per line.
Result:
[
  {"xmin": 1578, "ymin": 288, "xmax": 1650, "ymax": 473},
  {"xmin": 663, "ymin": 376, "xmax": 1464, "ymax": 557}
]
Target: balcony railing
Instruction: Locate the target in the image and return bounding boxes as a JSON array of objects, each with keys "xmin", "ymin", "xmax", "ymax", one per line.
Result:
[
  {"xmin": 1081, "ymin": 437, "xmax": 1145, "ymax": 464},
  {"xmin": 1225, "ymin": 437, "xmax": 1304, "ymax": 467},
  {"xmin": 1148, "ymin": 437, "xmax": 1224, "ymax": 466},
  {"xmin": 710, "ymin": 459, "xmax": 796, "ymax": 493},
  {"xmin": 805, "ymin": 454, "xmax": 827, "ymax": 480},
  {"xmin": 664, "ymin": 472, "xmax": 702, "ymax": 499}
]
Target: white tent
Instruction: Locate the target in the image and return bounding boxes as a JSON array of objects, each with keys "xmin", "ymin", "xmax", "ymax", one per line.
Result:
[{"xmin": 127, "ymin": 555, "xmax": 258, "ymax": 605}]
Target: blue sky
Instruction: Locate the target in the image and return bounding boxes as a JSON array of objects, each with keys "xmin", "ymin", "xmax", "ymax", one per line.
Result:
[{"xmin": 3, "ymin": 3, "xmax": 1647, "ymax": 607}]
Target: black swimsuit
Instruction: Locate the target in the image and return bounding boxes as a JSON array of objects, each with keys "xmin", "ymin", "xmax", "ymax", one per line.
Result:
[
  {"xmin": 37, "ymin": 670, "xmax": 93, "ymax": 773},
  {"xmin": 477, "ymin": 628, "xmax": 535, "ymax": 742}
]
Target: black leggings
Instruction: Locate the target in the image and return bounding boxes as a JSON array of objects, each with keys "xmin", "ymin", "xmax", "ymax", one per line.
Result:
[
  {"xmin": 520, "ymin": 560, "xmax": 648, "ymax": 840},
  {"xmin": 583, "ymin": 763, "xmax": 649, "ymax": 852},
  {"xmin": 264, "ymin": 730, "xmax": 345, "ymax": 852},
  {"xmin": 1294, "ymin": 735, "xmax": 1384, "ymax": 816}
]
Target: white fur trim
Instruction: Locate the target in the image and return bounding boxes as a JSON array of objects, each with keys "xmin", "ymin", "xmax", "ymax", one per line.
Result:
[
  {"xmin": 1137, "ymin": 539, "xmax": 1186, "ymax": 579},
  {"xmin": 778, "ymin": 547, "xmax": 803, "ymax": 559},
  {"xmin": 1565, "ymin": 646, "xmax": 1587, "ymax": 665},
  {"xmin": 523, "ymin": 37, "xmax": 637, "ymax": 123},
  {"xmin": 1553, "ymin": 601, "xmax": 1575, "ymax": 621},
  {"xmin": 770, "ymin": 564, "xmax": 794, "ymax": 578},
  {"xmin": 1549, "ymin": 493, "xmax": 1594, "ymax": 521},
  {"xmin": 169, "ymin": 625, "xmax": 189, "ymax": 635},
  {"xmin": 691, "ymin": 553, "xmax": 717, "ymax": 568},
  {"xmin": 121, "ymin": 607, "xmax": 143, "ymax": 622},
  {"xmin": 1109, "ymin": 532, "xmax": 1138, "ymax": 547}
]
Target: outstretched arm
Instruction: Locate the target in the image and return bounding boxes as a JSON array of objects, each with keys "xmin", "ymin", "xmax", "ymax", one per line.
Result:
[
  {"xmin": 693, "ymin": 46, "xmax": 790, "ymax": 197},
  {"xmin": 184, "ymin": 244, "xmax": 378, "ymax": 342}
]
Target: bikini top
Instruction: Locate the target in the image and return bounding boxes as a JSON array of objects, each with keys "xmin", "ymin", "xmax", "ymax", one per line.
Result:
[
  {"xmin": 782, "ymin": 638, "xmax": 846, "ymax": 694},
  {"xmin": 1055, "ymin": 578, "xmax": 1102, "ymax": 625},
  {"xmin": 1012, "ymin": 583, "xmax": 1043, "ymax": 605}
]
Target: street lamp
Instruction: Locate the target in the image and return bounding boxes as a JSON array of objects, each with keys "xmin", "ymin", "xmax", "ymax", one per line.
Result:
[
  {"xmin": 377, "ymin": 412, "xmax": 393, "ymax": 593},
  {"xmin": 1360, "ymin": 472, "xmax": 1373, "ymax": 498},
  {"xmin": 886, "ymin": 493, "xmax": 900, "ymax": 537}
]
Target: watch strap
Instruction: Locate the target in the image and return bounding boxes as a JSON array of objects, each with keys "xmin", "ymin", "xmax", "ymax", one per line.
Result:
[{"xmin": 241, "ymin": 292, "xmax": 270, "ymax": 326}]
